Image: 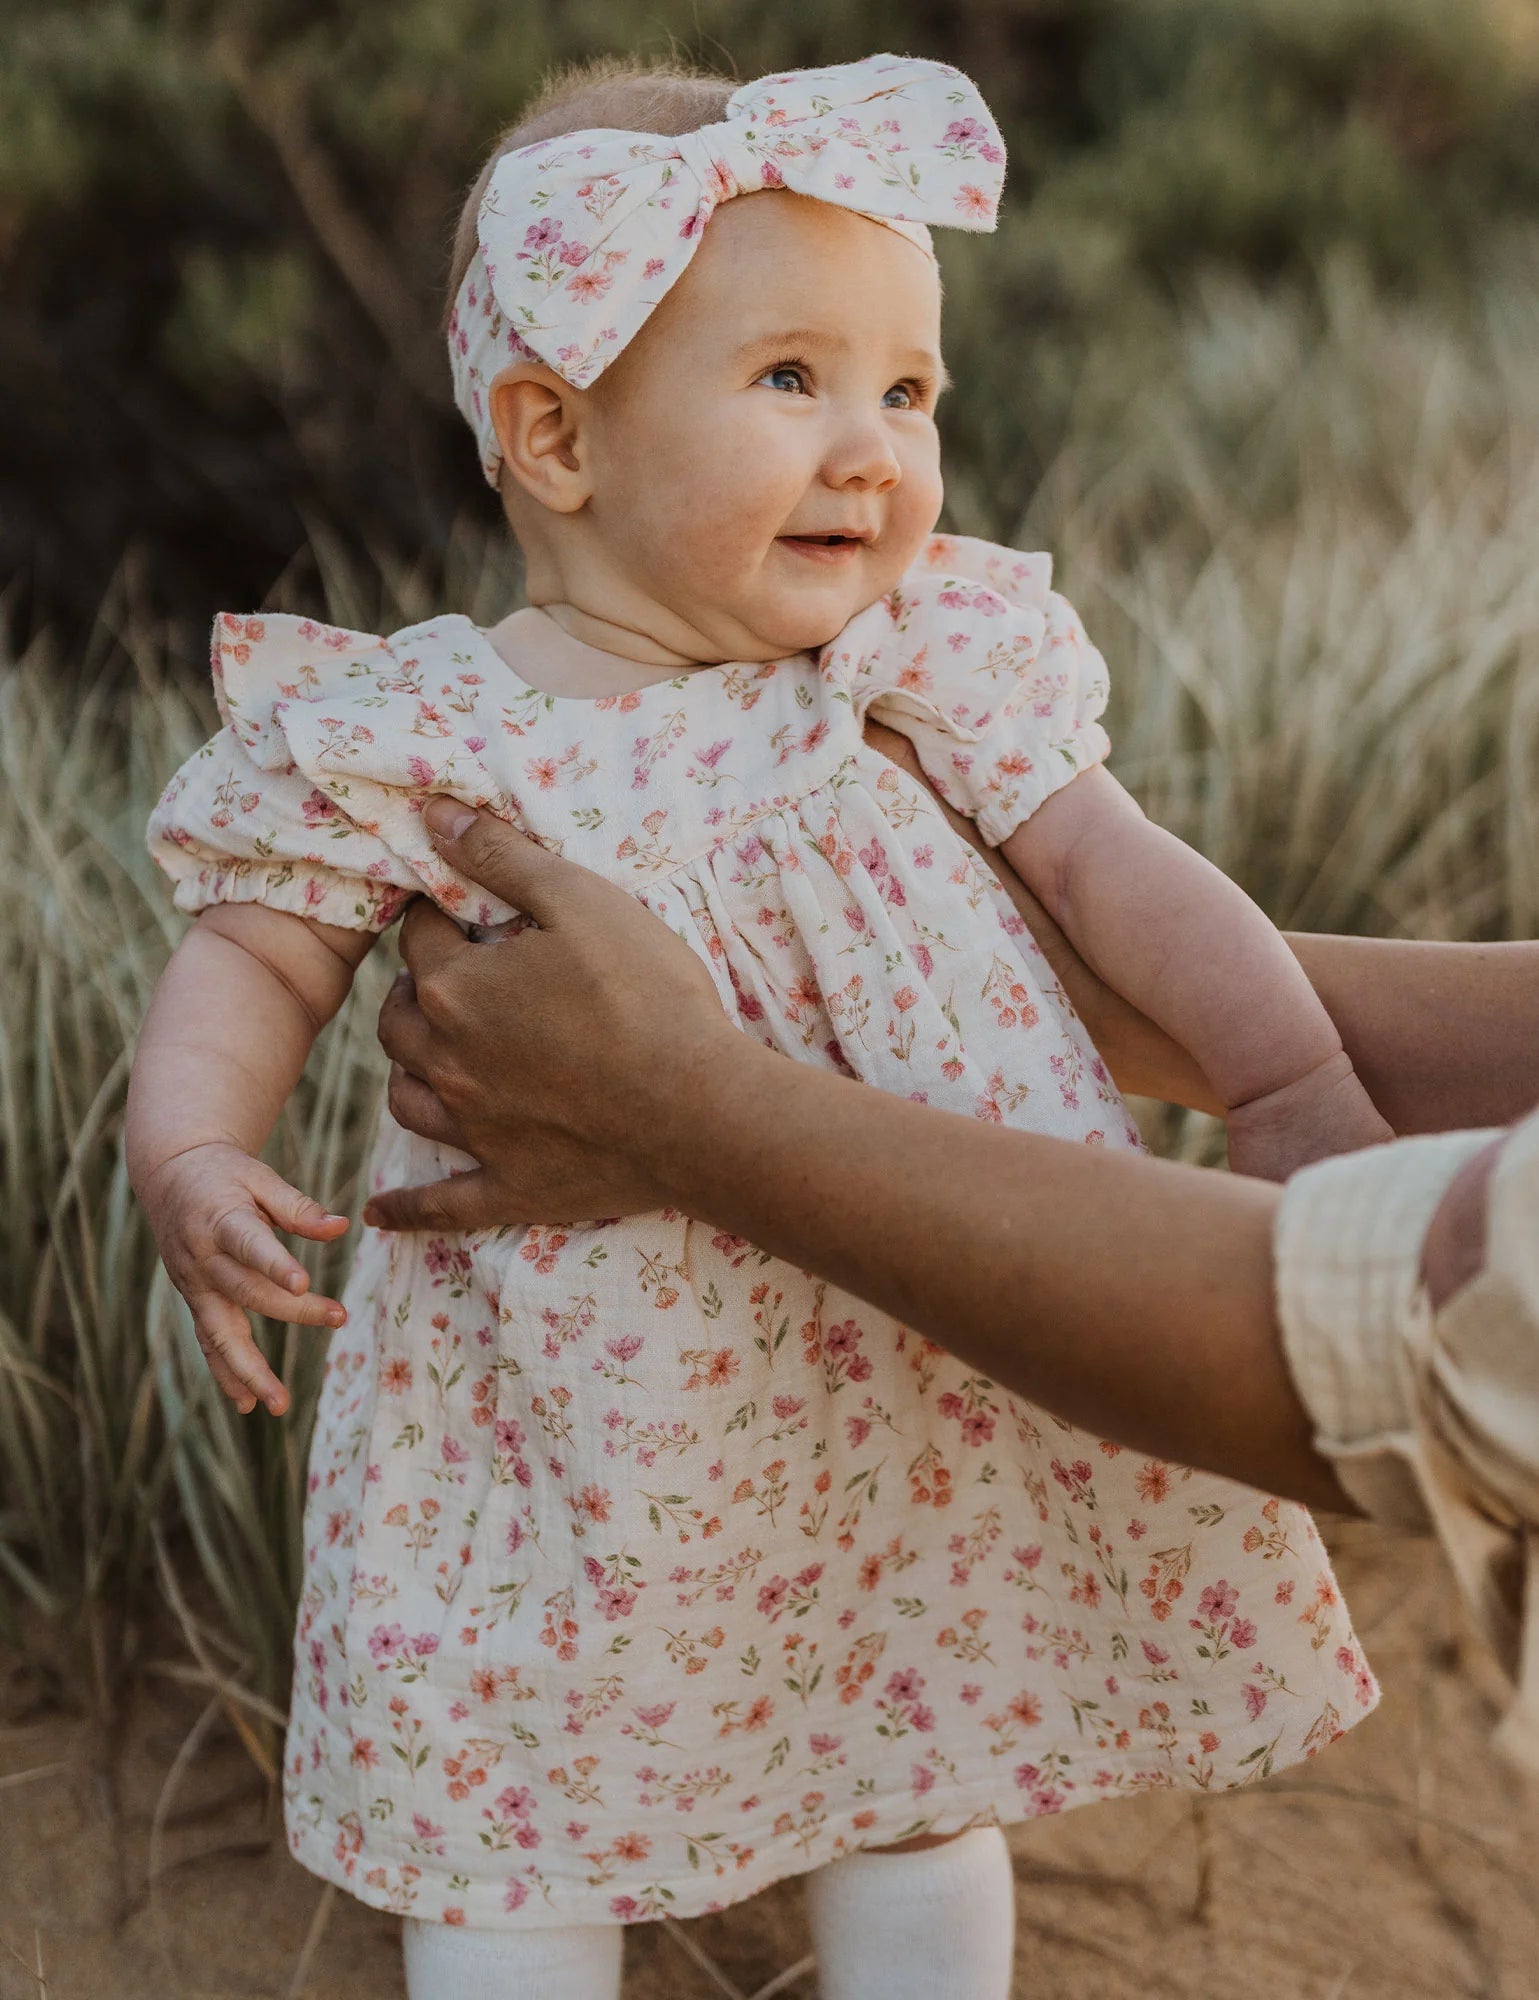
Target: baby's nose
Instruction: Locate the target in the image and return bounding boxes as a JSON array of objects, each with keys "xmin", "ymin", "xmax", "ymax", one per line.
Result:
[{"xmin": 823, "ymin": 415, "xmax": 902, "ymax": 491}]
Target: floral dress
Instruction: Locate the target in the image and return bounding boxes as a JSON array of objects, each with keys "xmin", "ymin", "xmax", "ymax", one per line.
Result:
[{"xmin": 148, "ymin": 533, "xmax": 1377, "ymax": 1931}]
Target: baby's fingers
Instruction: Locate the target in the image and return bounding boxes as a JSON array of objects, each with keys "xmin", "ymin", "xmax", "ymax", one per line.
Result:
[
  {"xmin": 204, "ymin": 1252, "xmax": 347, "ymax": 1330},
  {"xmin": 188, "ymin": 1292, "xmax": 289, "ymax": 1417},
  {"xmin": 249, "ymin": 1164, "xmax": 351, "ymax": 1246},
  {"xmin": 210, "ymin": 1200, "xmax": 311, "ymax": 1294}
]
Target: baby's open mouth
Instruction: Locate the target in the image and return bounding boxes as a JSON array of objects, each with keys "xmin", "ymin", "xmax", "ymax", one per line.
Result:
[{"xmin": 779, "ymin": 532, "xmax": 865, "ymax": 561}]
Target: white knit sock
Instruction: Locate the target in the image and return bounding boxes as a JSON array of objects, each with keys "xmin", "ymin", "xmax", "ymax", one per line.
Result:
[
  {"xmin": 401, "ymin": 1915, "xmax": 623, "ymax": 2000},
  {"xmin": 804, "ymin": 1826, "xmax": 1016, "ymax": 2000}
]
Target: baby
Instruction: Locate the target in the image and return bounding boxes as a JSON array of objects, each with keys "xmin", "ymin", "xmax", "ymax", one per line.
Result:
[{"xmin": 130, "ymin": 54, "xmax": 1387, "ymax": 2000}]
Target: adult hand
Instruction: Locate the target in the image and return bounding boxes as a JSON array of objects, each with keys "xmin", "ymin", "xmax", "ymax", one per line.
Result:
[
  {"xmin": 366, "ymin": 798, "xmax": 736, "ymax": 1232},
  {"xmin": 369, "ymin": 723, "xmax": 1220, "ymax": 1233}
]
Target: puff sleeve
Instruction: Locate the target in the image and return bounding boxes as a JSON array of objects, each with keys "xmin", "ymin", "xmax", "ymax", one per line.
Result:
[
  {"xmin": 824, "ymin": 533, "xmax": 1112, "ymax": 847},
  {"xmin": 147, "ymin": 611, "xmax": 510, "ymax": 933}
]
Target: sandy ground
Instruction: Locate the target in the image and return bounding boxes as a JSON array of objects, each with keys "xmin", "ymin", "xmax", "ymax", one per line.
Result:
[{"xmin": 3, "ymin": 1519, "xmax": 1538, "ymax": 2000}]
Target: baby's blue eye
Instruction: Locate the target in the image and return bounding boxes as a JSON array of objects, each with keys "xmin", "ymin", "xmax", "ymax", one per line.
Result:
[
  {"xmin": 882, "ymin": 384, "xmax": 915, "ymax": 409},
  {"xmin": 758, "ymin": 365, "xmax": 808, "ymax": 394}
]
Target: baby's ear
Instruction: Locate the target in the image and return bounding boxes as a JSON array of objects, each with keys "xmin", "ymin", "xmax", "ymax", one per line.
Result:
[{"xmin": 489, "ymin": 363, "xmax": 592, "ymax": 514}]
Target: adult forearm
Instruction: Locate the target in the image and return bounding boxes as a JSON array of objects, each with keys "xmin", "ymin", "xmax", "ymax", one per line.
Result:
[
  {"xmin": 654, "ymin": 1037, "xmax": 1352, "ymax": 1513},
  {"xmin": 1286, "ymin": 935, "xmax": 1539, "ymax": 1133}
]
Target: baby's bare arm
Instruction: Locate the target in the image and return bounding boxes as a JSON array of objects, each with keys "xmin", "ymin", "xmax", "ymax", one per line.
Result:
[
  {"xmin": 864, "ymin": 720, "xmax": 1221, "ymax": 1112},
  {"xmin": 127, "ymin": 903, "xmax": 376, "ymax": 1415},
  {"xmin": 1000, "ymin": 768, "xmax": 1391, "ymax": 1175}
]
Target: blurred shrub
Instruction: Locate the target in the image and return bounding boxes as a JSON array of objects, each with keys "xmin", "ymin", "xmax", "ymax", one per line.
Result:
[{"xmin": 1, "ymin": 0, "xmax": 1536, "ymax": 652}]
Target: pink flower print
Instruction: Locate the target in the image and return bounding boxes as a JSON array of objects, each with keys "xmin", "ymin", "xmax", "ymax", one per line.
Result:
[
  {"xmin": 440, "ymin": 1435, "xmax": 469, "ymax": 1466},
  {"xmin": 757, "ymin": 1576, "xmax": 790, "ymax": 1617},
  {"xmin": 300, "ymin": 790, "xmax": 337, "ymax": 826},
  {"xmin": 910, "ymin": 1763, "xmax": 936, "ymax": 1795},
  {"xmin": 566, "ymin": 268, "xmax": 611, "ymax": 302},
  {"xmin": 1051, "ymin": 1457, "xmax": 1095, "ymax": 1504},
  {"xmin": 1197, "ymin": 1580, "xmax": 1239, "ymax": 1622},
  {"xmin": 1243, "ymin": 1682, "xmax": 1268, "ymax": 1721},
  {"xmin": 943, "ymin": 118, "xmax": 987, "ymax": 147},
  {"xmin": 368, "ymin": 1623, "xmax": 405, "ymax": 1664},
  {"xmin": 953, "ymin": 182, "xmax": 993, "ymax": 221},
  {"xmin": 524, "ymin": 219, "xmax": 560, "ymax": 250},
  {"xmin": 1229, "ymin": 1618, "xmax": 1257, "ymax": 1650},
  {"xmin": 835, "ymin": 172, "xmax": 855, "ymax": 190},
  {"xmin": 885, "ymin": 1667, "xmax": 923, "ymax": 1704},
  {"xmin": 644, "ymin": 257, "xmax": 665, "ymax": 279},
  {"xmin": 558, "ymin": 239, "xmax": 589, "ymax": 267}
]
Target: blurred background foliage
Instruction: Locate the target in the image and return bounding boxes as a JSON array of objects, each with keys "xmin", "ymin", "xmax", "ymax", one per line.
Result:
[{"xmin": 4, "ymin": 0, "xmax": 1539, "ymax": 658}]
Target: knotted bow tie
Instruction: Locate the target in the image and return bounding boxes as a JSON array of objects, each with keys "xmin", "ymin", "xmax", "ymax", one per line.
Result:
[{"xmin": 447, "ymin": 54, "xmax": 1006, "ymax": 486}]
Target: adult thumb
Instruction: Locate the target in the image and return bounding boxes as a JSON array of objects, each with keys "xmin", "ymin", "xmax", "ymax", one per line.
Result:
[{"xmin": 423, "ymin": 799, "xmax": 576, "ymax": 927}]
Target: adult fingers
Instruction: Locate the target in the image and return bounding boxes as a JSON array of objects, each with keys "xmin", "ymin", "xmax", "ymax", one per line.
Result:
[
  {"xmin": 187, "ymin": 1292, "xmax": 288, "ymax": 1415},
  {"xmin": 422, "ymin": 801, "xmax": 599, "ymax": 929},
  {"xmin": 397, "ymin": 897, "xmax": 474, "ymax": 987},
  {"xmin": 204, "ymin": 1253, "xmax": 347, "ymax": 1328},
  {"xmin": 377, "ymin": 968, "xmax": 436, "ymax": 1074},
  {"xmin": 363, "ymin": 1166, "xmax": 511, "ymax": 1236},
  {"xmin": 386, "ymin": 1063, "xmax": 466, "ymax": 1148}
]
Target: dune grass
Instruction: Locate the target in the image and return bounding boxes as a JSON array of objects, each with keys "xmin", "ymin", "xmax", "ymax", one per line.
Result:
[{"xmin": 1, "ymin": 244, "xmax": 1535, "ymax": 1766}]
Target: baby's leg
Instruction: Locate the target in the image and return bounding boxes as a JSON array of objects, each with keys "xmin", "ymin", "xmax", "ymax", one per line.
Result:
[
  {"xmin": 401, "ymin": 1915, "xmax": 621, "ymax": 1999},
  {"xmin": 804, "ymin": 1825, "xmax": 1016, "ymax": 1999}
]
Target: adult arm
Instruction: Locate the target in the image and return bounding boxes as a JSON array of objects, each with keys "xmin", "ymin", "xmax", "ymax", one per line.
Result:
[{"xmin": 1283, "ymin": 932, "xmax": 1539, "ymax": 1132}]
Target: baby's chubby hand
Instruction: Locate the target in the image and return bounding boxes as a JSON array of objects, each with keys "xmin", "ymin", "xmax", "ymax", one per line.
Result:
[
  {"xmin": 136, "ymin": 1142, "xmax": 351, "ymax": 1416},
  {"xmin": 1226, "ymin": 1050, "xmax": 1394, "ymax": 1182}
]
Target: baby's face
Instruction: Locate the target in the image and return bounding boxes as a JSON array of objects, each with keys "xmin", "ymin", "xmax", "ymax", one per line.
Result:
[{"xmin": 580, "ymin": 191, "xmax": 947, "ymax": 662}]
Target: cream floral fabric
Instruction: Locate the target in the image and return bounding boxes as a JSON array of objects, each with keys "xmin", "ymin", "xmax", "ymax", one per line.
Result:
[
  {"xmin": 149, "ymin": 534, "xmax": 1376, "ymax": 1929},
  {"xmin": 448, "ymin": 54, "xmax": 1006, "ymax": 482}
]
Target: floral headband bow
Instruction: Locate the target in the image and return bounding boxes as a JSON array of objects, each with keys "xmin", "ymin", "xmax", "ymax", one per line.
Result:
[{"xmin": 447, "ymin": 54, "xmax": 1006, "ymax": 487}]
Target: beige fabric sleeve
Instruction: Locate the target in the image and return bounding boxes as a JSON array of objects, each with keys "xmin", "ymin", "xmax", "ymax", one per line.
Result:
[{"xmin": 1274, "ymin": 1115, "xmax": 1539, "ymax": 1768}]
